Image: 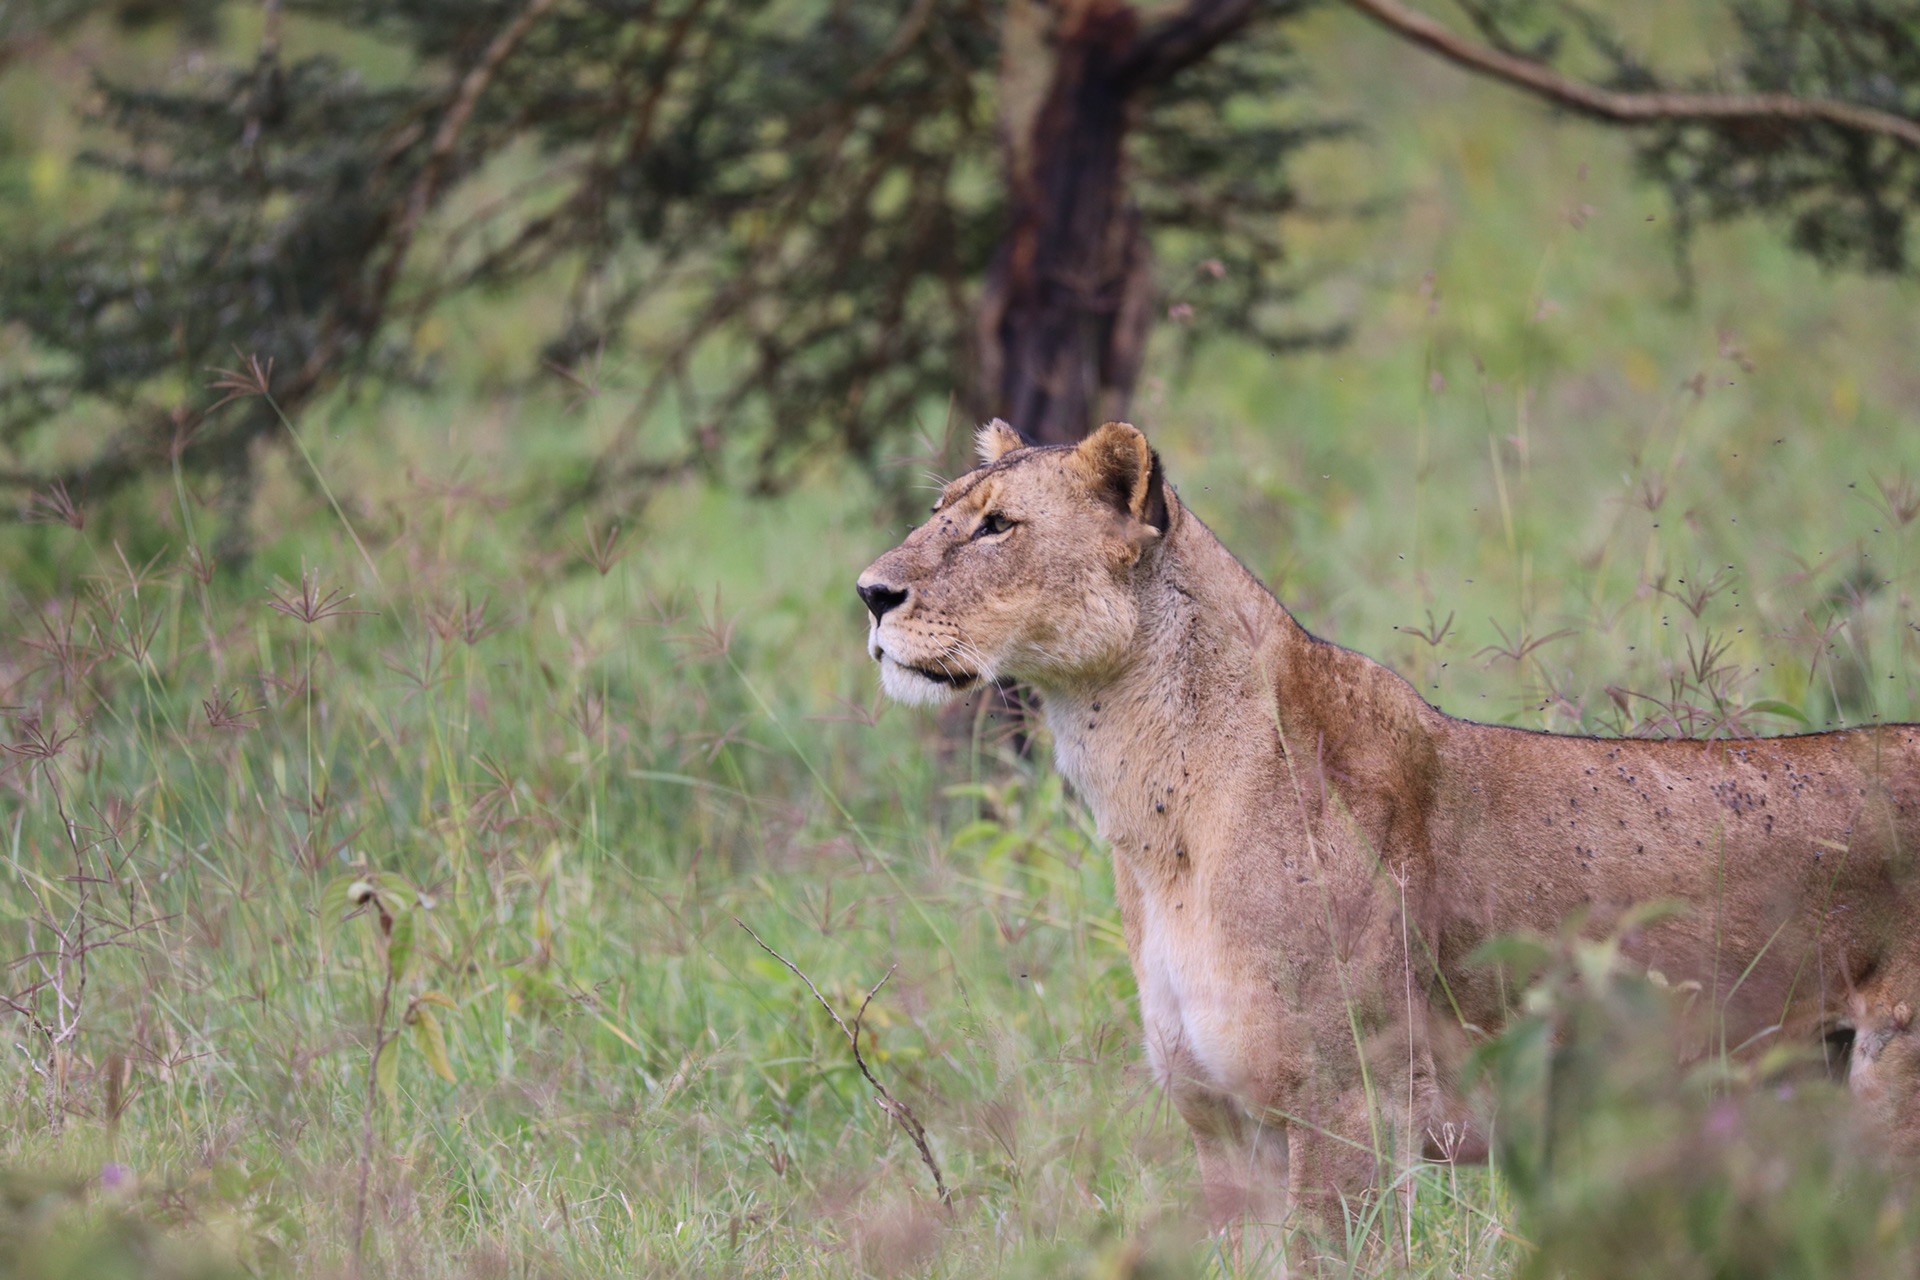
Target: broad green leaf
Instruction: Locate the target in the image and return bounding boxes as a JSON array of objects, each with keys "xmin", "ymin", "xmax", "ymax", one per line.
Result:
[
  {"xmin": 1616, "ymin": 899, "xmax": 1689, "ymax": 932},
  {"xmin": 387, "ymin": 909, "xmax": 416, "ymax": 980},
  {"xmin": 1573, "ymin": 936, "xmax": 1622, "ymax": 991},
  {"xmin": 415, "ymin": 990, "xmax": 458, "ymax": 1010},
  {"xmin": 375, "ymin": 1042, "xmax": 400, "ymax": 1111},
  {"xmin": 317, "ymin": 875, "xmax": 358, "ymax": 958},
  {"xmin": 1467, "ymin": 931, "xmax": 1554, "ymax": 979},
  {"xmin": 1755, "ymin": 1042, "xmax": 1805, "ymax": 1081},
  {"xmin": 943, "ymin": 819, "xmax": 1004, "ymax": 851},
  {"xmin": 375, "ymin": 871, "xmax": 419, "ymax": 907},
  {"xmin": 411, "ymin": 1008, "xmax": 457, "ymax": 1083}
]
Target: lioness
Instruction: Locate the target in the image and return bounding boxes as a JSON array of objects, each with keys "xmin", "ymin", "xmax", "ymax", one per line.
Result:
[{"xmin": 857, "ymin": 419, "xmax": 1920, "ymax": 1230}]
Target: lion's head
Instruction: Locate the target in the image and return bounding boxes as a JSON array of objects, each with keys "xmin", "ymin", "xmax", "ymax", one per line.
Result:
[{"xmin": 855, "ymin": 419, "xmax": 1173, "ymax": 705}]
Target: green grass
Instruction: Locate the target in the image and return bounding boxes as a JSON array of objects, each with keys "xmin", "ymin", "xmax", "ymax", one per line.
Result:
[{"xmin": 5, "ymin": 8, "xmax": 1920, "ymax": 1278}]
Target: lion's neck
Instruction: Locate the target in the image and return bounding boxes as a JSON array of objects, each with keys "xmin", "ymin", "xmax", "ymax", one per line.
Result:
[
  {"xmin": 1035, "ymin": 496, "xmax": 1444, "ymax": 917},
  {"xmin": 1036, "ymin": 500, "xmax": 1311, "ymax": 847}
]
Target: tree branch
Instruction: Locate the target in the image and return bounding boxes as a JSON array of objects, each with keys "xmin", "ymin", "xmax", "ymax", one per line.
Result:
[
  {"xmin": 1121, "ymin": 0, "xmax": 1268, "ymax": 88},
  {"xmin": 1339, "ymin": 0, "xmax": 1920, "ymax": 150},
  {"xmin": 367, "ymin": 0, "xmax": 564, "ymax": 323}
]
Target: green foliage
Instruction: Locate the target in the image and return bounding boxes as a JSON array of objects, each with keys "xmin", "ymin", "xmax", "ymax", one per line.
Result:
[
  {"xmin": 1639, "ymin": 0, "xmax": 1920, "ymax": 274},
  {"xmin": 1135, "ymin": 12, "xmax": 1355, "ymax": 361},
  {"xmin": 0, "ymin": 1164, "xmax": 282, "ymax": 1280},
  {"xmin": 0, "ymin": 0, "xmax": 998, "ymax": 501},
  {"xmin": 0, "ymin": 0, "xmax": 1344, "ymax": 513},
  {"xmin": 6, "ymin": 0, "xmax": 1920, "ymax": 528},
  {"xmin": 0, "ymin": 50, "xmax": 419, "ymax": 494},
  {"xmin": 0, "ymin": 6, "xmax": 1918, "ymax": 1275},
  {"xmin": 1459, "ymin": 0, "xmax": 1920, "ymax": 276},
  {"xmin": 1473, "ymin": 918, "xmax": 1920, "ymax": 1279}
]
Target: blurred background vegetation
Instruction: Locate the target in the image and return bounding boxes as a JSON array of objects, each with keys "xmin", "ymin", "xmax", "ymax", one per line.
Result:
[{"xmin": 2, "ymin": 0, "xmax": 1919, "ymax": 1276}]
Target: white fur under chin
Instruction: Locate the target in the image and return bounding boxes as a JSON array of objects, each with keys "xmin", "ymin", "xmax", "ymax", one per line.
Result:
[{"xmin": 877, "ymin": 654, "xmax": 973, "ymax": 706}]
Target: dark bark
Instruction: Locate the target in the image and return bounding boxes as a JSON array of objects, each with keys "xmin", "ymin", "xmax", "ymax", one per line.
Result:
[{"xmin": 981, "ymin": 0, "xmax": 1256, "ymax": 446}]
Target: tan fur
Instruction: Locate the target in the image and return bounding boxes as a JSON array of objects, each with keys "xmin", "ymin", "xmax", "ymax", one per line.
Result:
[{"xmin": 857, "ymin": 422, "xmax": 1920, "ymax": 1233}]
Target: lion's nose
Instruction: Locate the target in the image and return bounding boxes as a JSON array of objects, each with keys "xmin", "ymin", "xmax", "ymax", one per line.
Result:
[{"xmin": 858, "ymin": 581, "xmax": 908, "ymax": 621}]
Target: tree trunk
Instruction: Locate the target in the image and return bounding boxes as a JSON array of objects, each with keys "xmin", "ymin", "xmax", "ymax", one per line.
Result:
[
  {"xmin": 982, "ymin": 0, "xmax": 1148, "ymax": 445},
  {"xmin": 980, "ymin": 0, "xmax": 1254, "ymax": 445}
]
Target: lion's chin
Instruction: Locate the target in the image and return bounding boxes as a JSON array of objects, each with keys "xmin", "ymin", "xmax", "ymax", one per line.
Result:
[{"xmin": 876, "ymin": 653, "xmax": 981, "ymax": 706}]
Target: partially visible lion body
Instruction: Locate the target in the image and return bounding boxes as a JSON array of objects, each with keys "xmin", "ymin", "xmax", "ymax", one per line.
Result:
[{"xmin": 857, "ymin": 420, "xmax": 1920, "ymax": 1229}]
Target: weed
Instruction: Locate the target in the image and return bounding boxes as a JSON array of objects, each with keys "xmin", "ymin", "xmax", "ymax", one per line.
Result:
[
  {"xmin": 1, "ymin": 23, "xmax": 1917, "ymax": 1276},
  {"xmin": 1472, "ymin": 917, "xmax": 1920, "ymax": 1279}
]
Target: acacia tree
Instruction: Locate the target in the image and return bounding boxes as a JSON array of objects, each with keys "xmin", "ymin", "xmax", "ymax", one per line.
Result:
[{"xmin": 1, "ymin": 0, "xmax": 1917, "ymax": 523}]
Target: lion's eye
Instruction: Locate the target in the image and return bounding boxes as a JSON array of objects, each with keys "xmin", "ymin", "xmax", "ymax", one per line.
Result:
[{"xmin": 973, "ymin": 512, "xmax": 1013, "ymax": 540}]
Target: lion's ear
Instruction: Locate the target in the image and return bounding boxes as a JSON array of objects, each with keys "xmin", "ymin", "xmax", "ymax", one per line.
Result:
[
  {"xmin": 975, "ymin": 418, "xmax": 1026, "ymax": 465},
  {"xmin": 1075, "ymin": 421, "xmax": 1170, "ymax": 536}
]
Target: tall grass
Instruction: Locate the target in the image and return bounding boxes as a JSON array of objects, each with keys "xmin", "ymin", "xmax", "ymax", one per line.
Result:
[{"xmin": 5, "ymin": 8, "xmax": 1920, "ymax": 1277}]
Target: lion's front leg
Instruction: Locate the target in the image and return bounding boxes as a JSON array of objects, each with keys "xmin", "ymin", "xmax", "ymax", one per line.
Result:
[
  {"xmin": 1283, "ymin": 1088, "xmax": 1385, "ymax": 1236},
  {"xmin": 1280, "ymin": 1059, "xmax": 1435, "ymax": 1255},
  {"xmin": 1193, "ymin": 1122, "xmax": 1291, "ymax": 1268},
  {"xmin": 1183, "ymin": 1091, "xmax": 1289, "ymax": 1229},
  {"xmin": 1167, "ymin": 1068, "xmax": 1292, "ymax": 1265}
]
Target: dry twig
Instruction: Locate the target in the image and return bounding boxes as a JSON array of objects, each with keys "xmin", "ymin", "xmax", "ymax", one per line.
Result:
[{"xmin": 734, "ymin": 918, "xmax": 951, "ymax": 1208}]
